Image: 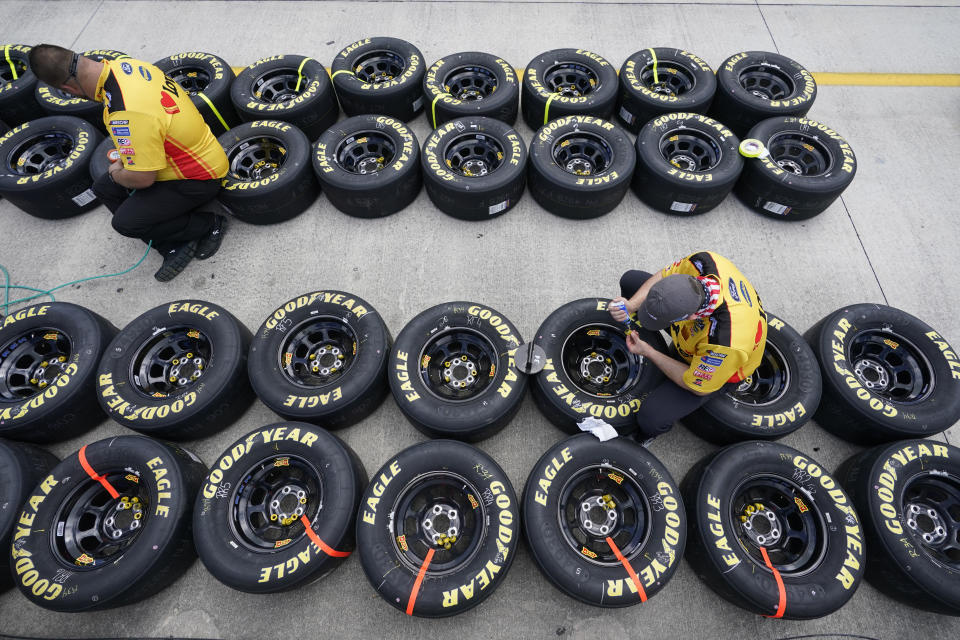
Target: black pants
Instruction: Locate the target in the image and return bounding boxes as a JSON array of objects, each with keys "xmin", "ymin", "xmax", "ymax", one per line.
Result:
[
  {"xmin": 620, "ymin": 269, "xmax": 717, "ymax": 439},
  {"xmin": 92, "ymin": 174, "xmax": 220, "ymax": 253}
]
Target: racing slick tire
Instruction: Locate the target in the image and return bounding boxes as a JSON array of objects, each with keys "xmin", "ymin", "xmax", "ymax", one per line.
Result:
[
  {"xmin": 88, "ymin": 136, "xmax": 116, "ymax": 184},
  {"xmin": 154, "ymin": 51, "xmax": 240, "ymax": 137},
  {"xmin": 805, "ymin": 304, "xmax": 960, "ymax": 444},
  {"xmin": 522, "ymin": 434, "xmax": 685, "ymax": 607},
  {"xmin": 36, "ymin": 49, "xmax": 129, "ymax": 133},
  {"xmin": 95, "ymin": 300, "xmax": 253, "ymax": 440},
  {"xmin": 521, "ymin": 48, "xmax": 618, "ymax": 131},
  {"xmin": 247, "ymin": 291, "xmax": 391, "ymax": 429},
  {"xmin": 331, "ymin": 37, "xmax": 425, "ymax": 122},
  {"xmin": 312, "ymin": 114, "xmax": 421, "ymax": 218},
  {"xmin": 0, "ymin": 302, "xmax": 116, "ymax": 443},
  {"xmin": 388, "ymin": 301, "xmax": 526, "ymax": 442},
  {"xmin": 356, "ymin": 440, "xmax": 519, "ymax": 617},
  {"xmin": 0, "ymin": 44, "xmax": 40, "ymax": 126},
  {"xmin": 421, "ymin": 116, "xmax": 526, "ymax": 220},
  {"xmin": 682, "ymin": 441, "xmax": 865, "ymax": 619},
  {"xmin": 683, "ymin": 312, "xmax": 821, "ymax": 444},
  {"xmin": 10, "ymin": 435, "xmax": 206, "ymax": 611},
  {"xmin": 0, "ymin": 119, "xmax": 8, "ymax": 135},
  {"xmin": 422, "ymin": 51, "xmax": 519, "ymax": 128},
  {"xmin": 530, "ymin": 298, "xmax": 668, "ymax": 436},
  {"xmin": 192, "ymin": 422, "xmax": 366, "ymax": 593}
]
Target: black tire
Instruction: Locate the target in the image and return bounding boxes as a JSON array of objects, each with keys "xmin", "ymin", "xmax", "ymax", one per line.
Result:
[
  {"xmin": 522, "ymin": 434, "xmax": 685, "ymax": 607},
  {"xmin": 805, "ymin": 304, "xmax": 960, "ymax": 444},
  {"xmin": 356, "ymin": 440, "xmax": 519, "ymax": 617},
  {"xmin": 88, "ymin": 136, "xmax": 116, "ymax": 184},
  {"xmin": 735, "ymin": 116, "xmax": 857, "ymax": 221},
  {"xmin": 154, "ymin": 51, "xmax": 240, "ymax": 137},
  {"xmin": 521, "ymin": 48, "xmax": 618, "ymax": 131},
  {"xmin": 330, "ymin": 37, "xmax": 425, "ymax": 122},
  {"xmin": 616, "ymin": 48, "xmax": 716, "ymax": 134},
  {"xmin": 10, "ymin": 435, "xmax": 206, "ymax": 611},
  {"xmin": 683, "ymin": 312, "xmax": 821, "ymax": 444},
  {"xmin": 0, "ymin": 115, "xmax": 103, "ymax": 219},
  {"xmin": 0, "ymin": 439, "xmax": 58, "ymax": 591},
  {"xmin": 0, "ymin": 302, "xmax": 116, "ymax": 443},
  {"xmin": 709, "ymin": 51, "xmax": 816, "ymax": 138},
  {"xmin": 35, "ymin": 49, "xmax": 129, "ymax": 133},
  {"xmin": 631, "ymin": 112, "xmax": 742, "ymax": 216},
  {"xmin": 95, "ymin": 300, "xmax": 254, "ymax": 440},
  {"xmin": 421, "ymin": 116, "xmax": 527, "ymax": 220},
  {"xmin": 389, "ymin": 302, "xmax": 526, "ymax": 441},
  {"xmin": 193, "ymin": 422, "xmax": 367, "ymax": 593},
  {"xmin": 682, "ymin": 441, "xmax": 865, "ymax": 619},
  {"xmin": 422, "ymin": 51, "xmax": 519, "ymax": 128},
  {"xmin": 217, "ymin": 119, "xmax": 319, "ymax": 224},
  {"xmin": 839, "ymin": 440, "xmax": 960, "ymax": 615},
  {"xmin": 231, "ymin": 54, "xmax": 338, "ymax": 141},
  {"xmin": 528, "ymin": 116, "xmax": 635, "ymax": 219},
  {"xmin": 247, "ymin": 291, "xmax": 391, "ymax": 428},
  {"xmin": 530, "ymin": 298, "xmax": 668, "ymax": 436},
  {"xmin": 312, "ymin": 114, "xmax": 421, "ymax": 218},
  {"xmin": 1, "ymin": 119, "xmax": 8, "ymax": 135},
  {"xmin": 0, "ymin": 44, "xmax": 40, "ymax": 126}
]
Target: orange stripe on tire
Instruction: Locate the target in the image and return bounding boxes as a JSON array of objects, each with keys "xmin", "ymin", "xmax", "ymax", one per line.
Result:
[
  {"xmin": 406, "ymin": 548, "xmax": 436, "ymax": 616},
  {"xmin": 299, "ymin": 514, "xmax": 350, "ymax": 557},
  {"xmin": 760, "ymin": 546, "xmax": 787, "ymax": 618},
  {"xmin": 78, "ymin": 445, "xmax": 120, "ymax": 499},
  {"xmin": 605, "ymin": 536, "xmax": 647, "ymax": 602}
]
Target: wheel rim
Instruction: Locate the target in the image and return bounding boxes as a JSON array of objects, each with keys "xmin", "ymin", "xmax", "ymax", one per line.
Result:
[
  {"xmin": 738, "ymin": 64, "xmax": 795, "ymax": 100},
  {"xmin": 230, "ymin": 455, "xmax": 323, "ymax": 552},
  {"xmin": 226, "ymin": 135, "xmax": 286, "ymax": 181},
  {"xmin": 561, "ymin": 324, "xmax": 642, "ymax": 398},
  {"xmin": 52, "ymin": 471, "xmax": 150, "ymax": 570},
  {"xmin": 902, "ymin": 473, "xmax": 960, "ymax": 569},
  {"xmin": 279, "ymin": 317, "xmax": 357, "ymax": 387},
  {"xmin": 253, "ymin": 68, "xmax": 306, "ymax": 103},
  {"xmin": 418, "ymin": 328, "xmax": 498, "ymax": 401},
  {"xmin": 0, "ymin": 328, "xmax": 72, "ymax": 400},
  {"xmin": 6, "ymin": 131, "xmax": 75, "ymax": 175},
  {"xmin": 726, "ymin": 342, "xmax": 789, "ymax": 407},
  {"xmin": 848, "ymin": 330, "xmax": 934, "ymax": 404},
  {"xmin": 552, "ymin": 132, "xmax": 613, "ymax": 176},
  {"xmin": 0, "ymin": 58, "xmax": 27, "ymax": 86},
  {"xmin": 443, "ymin": 132, "xmax": 504, "ymax": 177},
  {"xmin": 392, "ymin": 471, "xmax": 486, "ymax": 575},
  {"xmin": 443, "ymin": 65, "xmax": 498, "ymax": 100},
  {"xmin": 335, "ymin": 130, "xmax": 396, "ymax": 174},
  {"xmin": 166, "ymin": 65, "xmax": 211, "ymax": 94},
  {"xmin": 129, "ymin": 326, "xmax": 212, "ymax": 397},
  {"xmin": 557, "ymin": 465, "xmax": 650, "ymax": 565},
  {"xmin": 354, "ymin": 50, "xmax": 405, "ymax": 84},
  {"xmin": 731, "ymin": 475, "xmax": 827, "ymax": 575},
  {"xmin": 544, "ymin": 62, "xmax": 599, "ymax": 97},
  {"xmin": 658, "ymin": 129, "xmax": 722, "ymax": 172},
  {"xmin": 767, "ymin": 132, "xmax": 833, "ymax": 177},
  {"xmin": 639, "ymin": 62, "xmax": 695, "ymax": 97}
]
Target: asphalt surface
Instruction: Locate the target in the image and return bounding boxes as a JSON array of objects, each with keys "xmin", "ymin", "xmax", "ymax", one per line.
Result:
[{"xmin": 1, "ymin": 1, "xmax": 960, "ymax": 638}]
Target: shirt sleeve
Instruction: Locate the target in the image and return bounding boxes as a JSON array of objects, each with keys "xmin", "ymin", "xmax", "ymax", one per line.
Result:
[
  {"xmin": 661, "ymin": 256, "xmax": 690, "ymax": 278},
  {"xmin": 105, "ymin": 110, "xmax": 166, "ymax": 172},
  {"xmin": 681, "ymin": 344, "xmax": 749, "ymax": 393}
]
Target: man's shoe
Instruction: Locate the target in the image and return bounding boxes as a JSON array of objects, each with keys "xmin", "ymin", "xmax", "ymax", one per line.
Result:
[
  {"xmin": 154, "ymin": 241, "xmax": 197, "ymax": 282},
  {"xmin": 195, "ymin": 214, "xmax": 227, "ymax": 260}
]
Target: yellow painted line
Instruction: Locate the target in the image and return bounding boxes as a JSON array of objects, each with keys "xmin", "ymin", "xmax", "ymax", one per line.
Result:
[{"xmin": 813, "ymin": 72, "xmax": 960, "ymax": 87}]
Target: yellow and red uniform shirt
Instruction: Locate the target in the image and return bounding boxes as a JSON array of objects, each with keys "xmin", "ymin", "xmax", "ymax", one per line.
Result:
[
  {"xmin": 95, "ymin": 59, "xmax": 228, "ymax": 181},
  {"xmin": 661, "ymin": 252, "xmax": 768, "ymax": 393}
]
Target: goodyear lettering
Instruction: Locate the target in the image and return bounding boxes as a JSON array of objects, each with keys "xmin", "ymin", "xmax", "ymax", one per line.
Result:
[
  {"xmin": 12, "ymin": 473, "xmax": 63, "ymax": 600},
  {"xmin": 830, "ymin": 318, "xmax": 897, "ymax": 418},
  {"xmin": 768, "ymin": 317, "xmax": 786, "ymax": 331},
  {"xmin": 146, "ymin": 457, "xmax": 173, "ymax": 518},
  {"xmin": 257, "ymin": 545, "xmax": 318, "ymax": 583},
  {"xmin": 925, "ymin": 330, "xmax": 960, "ymax": 381},
  {"xmin": 167, "ymin": 302, "xmax": 219, "ymax": 320},
  {"xmin": 574, "ymin": 50, "xmax": 608, "ymax": 67},
  {"xmin": 533, "ymin": 447, "xmax": 573, "ymax": 506},
  {"xmin": 97, "ymin": 374, "xmax": 198, "ymax": 421},
  {"xmin": 314, "ymin": 142, "xmax": 333, "ymax": 173},
  {"xmin": 876, "ymin": 442, "xmax": 949, "ymax": 535},
  {"xmin": 263, "ymin": 292, "xmax": 369, "ymax": 330},
  {"xmin": 505, "ymin": 132, "xmax": 522, "ymax": 166},
  {"xmin": 540, "ymin": 358, "xmax": 642, "ymax": 418},
  {"xmin": 168, "ymin": 52, "xmax": 225, "ymax": 81},
  {"xmin": 202, "ymin": 427, "xmax": 320, "ymax": 498},
  {"xmin": 621, "ymin": 481, "xmax": 681, "ymax": 595},
  {"xmin": 705, "ymin": 493, "xmax": 740, "ymax": 568},
  {"xmin": 465, "ymin": 306, "xmax": 521, "ymax": 347},
  {"xmin": 666, "ymin": 168, "xmax": 712, "ymax": 182},
  {"xmin": 223, "ymin": 172, "xmax": 279, "ymax": 190},
  {"xmin": 750, "ymin": 401, "xmax": 807, "ymax": 428},
  {"xmin": 723, "ymin": 52, "xmax": 748, "ymax": 73},
  {"xmin": 375, "ymin": 116, "xmax": 414, "ymax": 171},
  {"xmin": 393, "ymin": 350, "xmax": 420, "ymax": 403},
  {"xmin": 423, "ymin": 123, "xmax": 457, "ymax": 181},
  {"xmin": 339, "ymin": 39, "xmax": 372, "ymax": 59},
  {"xmin": 361, "ymin": 460, "xmax": 402, "ymax": 524},
  {"xmin": 496, "ymin": 350, "xmax": 519, "ymax": 399},
  {"xmin": 576, "ymin": 171, "xmax": 620, "ymax": 186},
  {"xmin": 282, "ymin": 387, "xmax": 343, "ymax": 409},
  {"xmin": 0, "ymin": 361, "xmax": 78, "ymax": 421},
  {"xmin": 536, "ymin": 115, "xmax": 615, "ymax": 142}
]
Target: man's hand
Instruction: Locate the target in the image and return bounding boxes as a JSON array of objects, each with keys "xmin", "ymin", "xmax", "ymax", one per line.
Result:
[
  {"xmin": 626, "ymin": 331, "xmax": 655, "ymax": 357},
  {"xmin": 608, "ymin": 296, "xmax": 632, "ymax": 322},
  {"xmin": 108, "ymin": 162, "xmax": 157, "ymax": 189}
]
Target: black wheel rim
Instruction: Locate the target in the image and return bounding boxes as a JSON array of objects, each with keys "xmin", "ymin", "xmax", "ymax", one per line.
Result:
[
  {"xmin": 557, "ymin": 465, "xmax": 650, "ymax": 564},
  {"xmin": 658, "ymin": 129, "xmax": 722, "ymax": 172},
  {"xmin": 279, "ymin": 317, "xmax": 357, "ymax": 387},
  {"xmin": 392, "ymin": 471, "xmax": 486, "ymax": 575},
  {"xmin": 418, "ymin": 328, "xmax": 498, "ymax": 401},
  {"xmin": 848, "ymin": 330, "xmax": 933, "ymax": 404},
  {"xmin": 561, "ymin": 324, "xmax": 642, "ymax": 397},
  {"xmin": 230, "ymin": 455, "xmax": 323, "ymax": 552},
  {"xmin": 738, "ymin": 64, "xmax": 795, "ymax": 100},
  {"xmin": 730, "ymin": 475, "xmax": 827, "ymax": 575},
  {"xmin": 53, "ymin": 471, "xmax": 150, "ymax": 570},
  {"xmin": 767, "ymin": 132, "xmax": 832, "ymax": 177},
  {"xmin": 166, "ymin": 66, "xmax": 211, "ymax": 94},
  {"xmin": 443, "ymin": 65, "xmax": 498, "ymax": 100},
  {"xmin": 639, "ymin": 62, "xmax": 695, "ymax": 97},
  {"xmin": 129, "ymin": 325, "xmax": 212, "ymax": 397},
  {"xmin": 0, "ymin": 328, "xmax": 72, "ymax": 400},
  {"xmin": 544, "ymin": 62, "xmax": 598, "ymax": 97},
  {"xmin": 726, "ymin": 342, "xmax": 789, "ymax": 406},
  {"xmin": 226, "ymin": 135, "xmax": 286, "ymax": 181},
  {"xmin": 552, "ymin": 132, "xmax": 613, "ymax": 176},
  {"xmin": 902, "ymin": 473, "xmax": 960, "ymax": 569},
  {"xmin": 335, "ymin": 130, "xmax": 397, "ymax": 174},
  {"xmin": 6, "ymin": 132, "xmax": 75, "ymax": 175},
  {"xmin": 253, "ymin": 68, "xmax": 306, "ymax": 103},
  {"xmin": 354, "ymin": 50, "xmax": 405, "ymax": 84},
  {"xmin": 0, "ymin": 58, "xmax": 27, "ymax": 86},
  {"xmin": 443, "ymin": 132, "xmax": 504, "ymax": 177}
]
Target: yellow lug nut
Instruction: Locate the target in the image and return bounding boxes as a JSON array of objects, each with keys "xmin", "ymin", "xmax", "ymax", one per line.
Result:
[
  {"xmin": 270, "ymin": 514, "xmax": 278, "ymax": 521},
  {"xmin": 461, "ymin": 355, "xmax": 467, "ymax": 361},
  {"xmin": 186, "ymin": 353, "xmax": 193, "ymax": 359},
  {"xmin": 169, "ymin": 376, "xmax": 177, "ymax": 382},
  {"xmin": 444, "ymin": 361, "xmax": 451, "ymax": 367},
  {"xmin": 30, "ymin": 378, "xmax": 38, "ymax": 385},
  {"xmin": 444, "ymin": 542, "xmax": 452, "ymax": 550},
  {"xmin": 58, "ymin": 356, "xmax": 67, "ymax": 363},
  {"xmin": 448, "ymin": 536, "xmax": 457, "ymax": 543},
  {"xmin": 134, "ymin": 512, "xmax": 142, "ymax": 520},
  {"xmin": 309, "ymin": 353, "xmax": 315, "ymax": 359},
  {"xmin": 299, "ymin": 497, "xmax": 307, "ymax": 504},
  {"xmin": 132, "ymin": 497, "xmax": 139, "ymax": 503},
  {"xmin": 197, "ymin": 363, "xmax": 203, "ymax": 369},
  {"xmin": 38, "ymin": 381, "xmax": 47, "ymax": 389}
]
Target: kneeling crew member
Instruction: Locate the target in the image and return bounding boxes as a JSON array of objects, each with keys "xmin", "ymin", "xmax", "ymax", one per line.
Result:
[
  {"xmin": 609, "ymin": 251, "xmax": 768, "ymax": 442},
  {"xmin": 28, "ymin": 44, "xmax": 228, "ymax": 282}
]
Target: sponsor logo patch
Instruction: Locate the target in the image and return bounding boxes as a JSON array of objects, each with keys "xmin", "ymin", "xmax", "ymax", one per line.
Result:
[
  {"xmin": 139, "ymin": 66, "xmax": 152, "ymax": 81},
  {"xmin": 703, "ymin": 356, "xmax": 724, "ymax": 366},
  {"xmin": 109, "ymin": 119, "xmax": 129, "ymax": 125},
  {"xmin": 116, "ymin": 137, "xmax": 131, "ymax": 145},
  {"xmin": 112, "ymin": 126, "xmax": 130, "ymax": 136},
  {"xmin": 693, "ymin": 369, "xmax": 713, "ymax": 380},
  {"xmin": 120, "ymin": 62, "xmax": 133, "ymax": 75},
  {"xmin": 118, "ymin": 146, "xmax": 135, "ymax": 155},
  {"xmin": 740, "ymin": 281, "xmax": 752, "ymax": 307},
  {"xmin": 697, "ymin": 363, "xmax": 715, "ymax": 373},
  {"xmin": 728, "ymin": 277, "xmax": 740, "ymax": 302},
  {"xmin": 160, "ymin": 90, "xmax": 180, "ymax": 114},
  {"xmin": 707, "ymin": 350, "xmax": 726, "ymax": 360}
]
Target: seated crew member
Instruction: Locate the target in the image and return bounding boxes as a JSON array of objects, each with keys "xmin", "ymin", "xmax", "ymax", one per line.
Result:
[
  {"xmin": 28, "ymin": 44, "xmax": 228, "ymax": 282},
  {"xmin": 609, "ymin": 251, "xmax": 768, "ymax": 442}
]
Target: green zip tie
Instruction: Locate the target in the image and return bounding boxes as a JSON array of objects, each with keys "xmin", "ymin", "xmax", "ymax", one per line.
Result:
[
  {"xmin": 4, "ymin": 45, "xmax": 18, "ymax": 81},
  {"xmin": 330, "ymin": 69, "xmax": 353, "ymax": 80},
  {"xmin": 294, "ymin": 57, "xmax": 314, "ymax": 93},
  {"xmin": 648, "ymin": 48, "xmax": 659, "ymax": 84},
  {"xmin": 543, "ymin": 93, "xmax": 557, "ymax": 125},
  {"xmin": 197, "ymin": 91, "xmax": 230, "ymax": 132},
  {"xmin": 431, "ymin": 93, "xmax": 447, "ymax": 129}
]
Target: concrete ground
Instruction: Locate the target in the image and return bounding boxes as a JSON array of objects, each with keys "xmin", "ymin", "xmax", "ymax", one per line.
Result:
[{"xmin": 2, "ymin": 0, "xmax": 960, "ymax": 638}]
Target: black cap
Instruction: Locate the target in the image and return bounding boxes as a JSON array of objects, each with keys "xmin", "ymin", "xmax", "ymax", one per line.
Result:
[{"xmin": 637, "ymin": 275, "xmax": 705, "ymax": 330}]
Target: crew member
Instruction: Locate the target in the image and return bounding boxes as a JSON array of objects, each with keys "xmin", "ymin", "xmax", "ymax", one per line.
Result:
[{"xmin": 28, "ymin": 44, "xmax": 228, "ymax": 281}]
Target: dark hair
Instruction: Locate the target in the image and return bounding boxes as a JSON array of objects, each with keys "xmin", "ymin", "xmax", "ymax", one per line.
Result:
[{"xmin": 28, "ymin": 43, "xmax": 77, "ymax": 86}]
